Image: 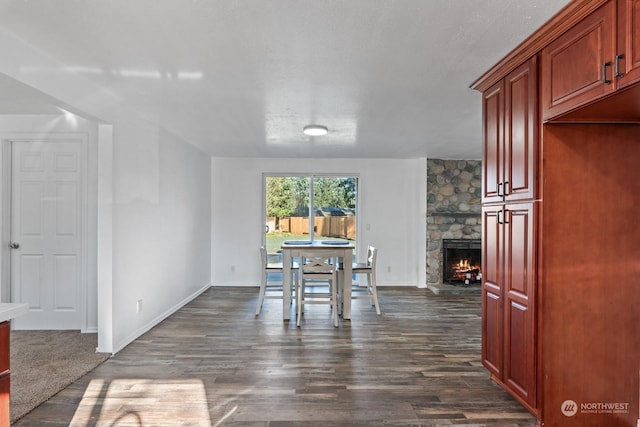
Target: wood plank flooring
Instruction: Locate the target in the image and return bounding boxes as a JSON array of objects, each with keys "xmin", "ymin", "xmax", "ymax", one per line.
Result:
[{"xmin": 13, "ymin": 287, "xmax": 537, "ymax": 426}]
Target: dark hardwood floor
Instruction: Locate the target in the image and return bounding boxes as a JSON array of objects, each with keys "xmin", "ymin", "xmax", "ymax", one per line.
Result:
[{"xmin": 14, "ymin": 287, "xmax": 536, "ymax": 426}]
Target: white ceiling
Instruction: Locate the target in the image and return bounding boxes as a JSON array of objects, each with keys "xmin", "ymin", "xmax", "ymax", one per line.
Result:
[{"xmin": 0, "ymin": 0, "xmax": 569, "ymax": 159}]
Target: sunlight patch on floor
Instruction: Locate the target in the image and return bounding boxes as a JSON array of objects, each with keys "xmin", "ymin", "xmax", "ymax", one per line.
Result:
[{"xmin": 71, "ymin": 379, "xmax": 213, "ymax": 426}]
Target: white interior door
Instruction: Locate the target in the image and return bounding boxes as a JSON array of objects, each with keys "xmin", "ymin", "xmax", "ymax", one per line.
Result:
[{"xmin": 10, "ymin": 139, "xmax": 84, "ymax": 329}]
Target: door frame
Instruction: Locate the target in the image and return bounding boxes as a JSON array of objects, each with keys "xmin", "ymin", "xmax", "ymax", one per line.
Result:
[{"xmin": 1, "ymin": 133, "xmax": 90, "ymax": 331}]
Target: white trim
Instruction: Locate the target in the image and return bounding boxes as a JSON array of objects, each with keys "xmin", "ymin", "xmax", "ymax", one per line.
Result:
[
  {"xmin": 0, "ymin": 141, "xmax": 11, "ymax": 303},
  {"xmin": 209, "ymin": 282, "xmax": 419, "ymax": 287},
  {"xmin": 96, "ymin": 124, "xmax": 113, "ymax": 353},
  {"xmin": 210, "ymin": 282, "xmax": 258, "ymax": 287}
]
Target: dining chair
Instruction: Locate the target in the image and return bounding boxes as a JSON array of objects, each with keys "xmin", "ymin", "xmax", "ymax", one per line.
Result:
[
  {"xmin": 297, "ymin": 249, "xmax": 340, "ymax": 327},
  {"xmin": 348, "ymin": 245, "xmax": 381, "ymax": 315},
  {"xmin": 256, "ymin": 246, "xmax": 297, "ymax": 316}
]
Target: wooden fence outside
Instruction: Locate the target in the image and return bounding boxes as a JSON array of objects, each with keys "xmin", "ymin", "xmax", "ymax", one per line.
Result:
[{"xmin": 268, "ymin": 216, "xmax": 355, "ymax": 240}]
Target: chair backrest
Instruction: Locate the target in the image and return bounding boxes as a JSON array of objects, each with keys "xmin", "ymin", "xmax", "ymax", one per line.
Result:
[
  {"xmin": 260, "ymin": 246, "xmax": 268, "ymax": 268},
  {"xmin": 300, "ymin": 250, "xmax": 338, "ymax": 274},
  {"xmin": 366, "ymin": 245, "xmax": 377, "ymax": 268}
]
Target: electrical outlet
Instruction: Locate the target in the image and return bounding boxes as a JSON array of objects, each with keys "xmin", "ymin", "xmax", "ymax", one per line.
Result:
[{"xmin": 136, "ymin": 299, "xmax": 142, "ymax": 313}]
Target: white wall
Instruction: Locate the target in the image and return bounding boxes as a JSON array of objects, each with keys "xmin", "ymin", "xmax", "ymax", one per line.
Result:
[
  {"xmin": 0, "ymin": 31, "xmax": 213, "ymax": 353},
  {"xmin": 0, "ymin": 114, "xmax": 212, "ymax": 354},
  {"xmin": 211, "ymin": 157, "xmax": 427, "ymax": 288},
  {"xmin": 109, "ymin": 118, "xmax": 212, "ymax": 353}
]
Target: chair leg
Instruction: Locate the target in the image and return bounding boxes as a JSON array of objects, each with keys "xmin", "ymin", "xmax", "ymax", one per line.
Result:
[
  {"xmin": 332, "ymin": 278, "xmax": 339, "ymax": 327},
  {"xmin": 256, "ymin": 271, "xmax": 267, "ymax": 315},
  {"xmin": 336, "ymin": 270, "xmax": 343, "ymax": 316},
  {"xmin": 297, "ymin": 279, "xmax": 303, "ymax": 327},
  {"xmin": 369, "ymin": 272, "xmax": 381, "ymax": 315},
  {"xmin": 293, "ymin": 271, "xmax": 300, "ymax": 302}
]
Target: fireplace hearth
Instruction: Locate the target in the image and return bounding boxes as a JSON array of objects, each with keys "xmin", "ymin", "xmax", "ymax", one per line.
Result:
[{"xmin": 442, "ymin": 239, "xmax": 481, "ymax": 285}]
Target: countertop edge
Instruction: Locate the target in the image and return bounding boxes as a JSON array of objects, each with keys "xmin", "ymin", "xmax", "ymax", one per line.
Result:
[{"xmin": 0, "ymin": 303, "xmax": 29, "ymax": 323}]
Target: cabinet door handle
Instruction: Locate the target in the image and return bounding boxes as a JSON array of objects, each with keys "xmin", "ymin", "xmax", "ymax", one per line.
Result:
[
  {"xmin": 615, "ymin": 54, "xmax": 625, "ymax": 78},
  {"xmin": 503, "ymin": 180, "xmax": 509, "ymax": 196},
  {"xmin": 602, "ymin": 61, "xmax": 612, "ymax": 84},
  {"xmin": 497, "ymin": 210, "xmax": 503, "ymax": 225},
  {"xmin": 503, "ymin": 209, "xmax": 510, "ymax": 224},
  {"xmin": 497, "ymin": 182, "xmax": 503, "ymax": 197}
]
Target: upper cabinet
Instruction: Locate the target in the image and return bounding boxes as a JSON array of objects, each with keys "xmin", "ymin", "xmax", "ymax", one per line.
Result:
[
  {"xmin": 541, "ymin": 0, "xmax": 640, "ymax": 120},
  {"xmin": 617, "ymin": 0, "xmax": 640, "ymax": 88},
  {"xmin": 541, "ymin": 1, "xmax": 616, "ymax": 120},
  {"xmin": 482, "ymin": 59, "xmax": 537, "ymax": 204}
]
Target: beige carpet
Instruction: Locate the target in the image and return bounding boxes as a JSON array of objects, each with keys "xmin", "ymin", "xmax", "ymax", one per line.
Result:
[{"xmin": 9, "ymin": 330, "xmax": 111, "ymax": 424}]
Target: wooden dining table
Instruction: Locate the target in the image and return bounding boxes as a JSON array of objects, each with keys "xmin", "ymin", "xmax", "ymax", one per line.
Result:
[{"xmin": 281, "ymin": 240, "xmax": 354, "ymax": 321}]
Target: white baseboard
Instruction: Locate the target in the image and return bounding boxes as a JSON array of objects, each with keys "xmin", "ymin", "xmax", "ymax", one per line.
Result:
[{"xmin": 111, "ymin": 282, "xmax": 211, "ymax": 355}]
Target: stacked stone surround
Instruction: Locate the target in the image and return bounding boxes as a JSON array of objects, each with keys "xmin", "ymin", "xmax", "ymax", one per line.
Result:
[{"xmin": 426, "ymin": 159, "xmax": 482, "ymax": 286}]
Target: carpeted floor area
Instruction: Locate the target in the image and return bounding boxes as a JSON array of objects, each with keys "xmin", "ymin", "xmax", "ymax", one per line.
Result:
[{"xmin": 9, "ymin": 330, "xmax": 111, "ymax": 424}]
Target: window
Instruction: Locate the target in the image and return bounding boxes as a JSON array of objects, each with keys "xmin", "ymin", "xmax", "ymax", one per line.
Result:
[{"xmin": 263, "ymin": 174, "xmax": 358, "ymax": 254}]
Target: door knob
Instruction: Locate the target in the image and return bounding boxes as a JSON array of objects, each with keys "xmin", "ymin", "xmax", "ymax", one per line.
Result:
[{"xmin": 8, "ymin": 242, "xmax": 19, "ymax": 249}]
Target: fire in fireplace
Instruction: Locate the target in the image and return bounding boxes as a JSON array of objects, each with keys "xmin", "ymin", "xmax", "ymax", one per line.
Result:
[{"xmin": 442, "ymin": 239, "xmax": 481, "ymax": 285}]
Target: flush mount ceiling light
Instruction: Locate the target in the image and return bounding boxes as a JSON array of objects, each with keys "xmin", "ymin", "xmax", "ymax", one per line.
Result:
[{"xmin": 303, "ymin": 124, "xmax": 328, "ymax": 136}]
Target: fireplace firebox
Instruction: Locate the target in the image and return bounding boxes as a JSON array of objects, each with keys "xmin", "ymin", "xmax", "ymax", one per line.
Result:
[{"xmin": 442, "ymin": 239, "xmax": 481, "ymax": 285}]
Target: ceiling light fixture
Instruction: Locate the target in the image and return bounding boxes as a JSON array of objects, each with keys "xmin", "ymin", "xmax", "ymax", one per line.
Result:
[{"xmin": 303, "ymin": 124, "xmax": 328, "ymax": 136}]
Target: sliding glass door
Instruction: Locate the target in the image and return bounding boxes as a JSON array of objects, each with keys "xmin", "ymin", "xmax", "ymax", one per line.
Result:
[{"xmin": 264, "ymin": 174, "xmax": 357, "ymax": 254}]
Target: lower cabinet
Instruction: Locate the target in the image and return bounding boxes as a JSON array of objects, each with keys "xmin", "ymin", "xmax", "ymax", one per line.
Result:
[
  {"xmin": 0, "ymin": 321, "xmax": 10, "ymax": 426},
  {"xmin": 482, "ymin": 202, "xmax": 537, "ymax": 412}
]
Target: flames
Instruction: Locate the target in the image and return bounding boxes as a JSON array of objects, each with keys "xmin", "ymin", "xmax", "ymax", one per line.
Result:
[{"xmin": 451, "ymin": 259, "xmax": 482, "ymax": 282}]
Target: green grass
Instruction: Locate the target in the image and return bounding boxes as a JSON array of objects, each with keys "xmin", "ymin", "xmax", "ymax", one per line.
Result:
[{"xmin": 265, "ymin": 232, "xmax": 309, "ymax": 253}]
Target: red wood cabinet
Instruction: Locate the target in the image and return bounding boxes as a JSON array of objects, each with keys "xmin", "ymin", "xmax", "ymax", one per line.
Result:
[
  {"xmin": 541, "ymin": 1, "xmax": 616, "ymax": 120},
  {"xmin": 476, "ymin": 1, "xmax": 640, "ymax": 426},
  {"xmin": 481, "ymin": 83, "xmax": 503, "ymax": 204},
  {"xmin": 617, "ymin": 0, "xmax": 640, "ymax": 88},
  {"xmin": 482, "ymin": 59, "xmax": 537, "ymax": 205},
  {"xmin": 481, "ymin": 206, "xmax": 503, "ymax": 379},
  {"xmin": 481, "ymin": 58, "xmax": 538, "ymax": 412},
  {"xmin": 542, "ymin": 0, "xmax": 640, "ymax": 120},
  {"xmin": 501, "ymin": 204, "xmax": 536, "ymax": 409},
  {"xmin": 0, "ymin": 321, "xmax": 9, "ymax": 426},
  {"xmin": 482, "ymin": 203, "xmax": 537, "ymax": 411}
]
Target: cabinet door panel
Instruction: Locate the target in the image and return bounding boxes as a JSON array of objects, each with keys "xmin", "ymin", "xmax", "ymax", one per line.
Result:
[
  {"xmin": 618, "ymin": 0, "xmax": 640, "ymax": 87},
  {"xmin": 503, "ymin": 204, "xmax": 536, "ymax": 407},
  {"xmin": 541, "ymin": 1, "xmax": 616, "ymax": 120},
  {"xmin": 505, "ymin": 59, "xmax": 537, "ymax": 202},
  {"xmin": 505, "ymin": 301, "xmax": 533, "ymax": 406},
  {"xmin": 482, "ymin": 83, "xmax": 503, "ymax": 204},
  {"xmin": 481, "ymin": 206, "xmax": 503, "ymax": 377}
]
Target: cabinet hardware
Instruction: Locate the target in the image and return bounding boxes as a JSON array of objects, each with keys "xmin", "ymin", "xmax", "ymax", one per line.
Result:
[
  {"xmin": 503, "ymin": 181, "xmax": 509, "ymax": 196},
  {"xmin": 615, "ymin": 54, "xmax": 625, "ymax": 78},
  {"xmin": 602, "ymin": 61, "xmax": 612, "ymax": 84},
  {"xmin": 8, "ymin": 242, "xmax": 19, "ymax": 250},
  {"xmin": 497, "ymin": 210, "xmax": 503, "ymax": 224},
  {"xmin": 503, "ymin": 209, "xmax": 510, "ymax": 224},
  {"xmin": 498, "ymin": 182, "xmax": 503, "ymax": 197}
]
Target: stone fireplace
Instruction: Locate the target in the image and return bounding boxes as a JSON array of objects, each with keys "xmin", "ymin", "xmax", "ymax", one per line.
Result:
[{"xmin": 426, "ymin": 159, "xmax": 481, "ymax": 290}]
